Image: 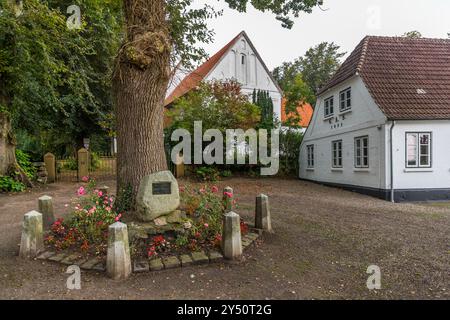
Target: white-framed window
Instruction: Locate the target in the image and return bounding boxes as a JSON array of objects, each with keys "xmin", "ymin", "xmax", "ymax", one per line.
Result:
[
  {"xmin": 307, "ymin": 145, "xmax": 314, "ymax": 168},
  {"xmin": 406, "ymin": 132, "xmax": 432, "ymax": 168},
  {"xmin": 339, "ymin": 88, "xmax": 351, "ymax": 112},
  {"xmin": 354, "ymin": 136, "xmax": 369, "ymax": 168},
  {"xmin": 332, "ymin": 140, "xmax": 343, "ymax": 168},
  {"xmin": 324, "ymin": 96, "xmax": 334, "ymax": 118}
]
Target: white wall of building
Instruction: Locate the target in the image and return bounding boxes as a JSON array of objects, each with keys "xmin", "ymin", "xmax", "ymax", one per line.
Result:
[
  {"xmin": 389, "ymin": 120, "xmax": 450, "ymax": 190},
  {"xmin": 299, "ymin": 76, "xmax": 388, "ymax": 190},
  {"xmin": 205, "ymin": 35, "xmax": 283, "ymax": 122}
]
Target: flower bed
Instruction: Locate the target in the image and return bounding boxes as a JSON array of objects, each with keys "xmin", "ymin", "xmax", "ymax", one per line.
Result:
[
  {"xmin": 45, "ymin": 177, "xmax": 122, "ymax": 256},
  {"xmin": 133, "ymin": 184, "xmax": 249, "ymax": 261},
  {"xmin": 44, "ymin": 178, "xmax": 249, "ymax": 262}
]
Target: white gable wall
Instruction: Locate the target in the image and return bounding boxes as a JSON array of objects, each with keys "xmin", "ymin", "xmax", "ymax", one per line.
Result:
[
  {"xmin": 205, "ymin": 34, "xmax": 283, "ymax": 122},
  {"xmin": 300, "ymin": 76, "xmax": 388, "ymax": 190}
]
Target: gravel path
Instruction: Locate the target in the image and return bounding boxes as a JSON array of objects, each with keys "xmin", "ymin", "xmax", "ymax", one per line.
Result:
[{"xmin": 0, "ymin": 177, "xmax": 448, "ymax": 299}]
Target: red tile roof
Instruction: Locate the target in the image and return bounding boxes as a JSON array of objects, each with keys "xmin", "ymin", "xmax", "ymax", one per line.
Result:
[
  {"xmin": 281, "ymin": 98, "xmax": 314, "ymax": 127},
  {"xmin": 318, "ymin": 36, "xmax": 450, "ymax": 120}
]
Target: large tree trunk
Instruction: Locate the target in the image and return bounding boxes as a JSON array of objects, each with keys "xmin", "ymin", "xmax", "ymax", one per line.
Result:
[
  {"xmin": 0, "ymin": 112, "xmax": 17, "ymax": 176},
  {"xmin": 113, "ymin": 0, "xmax": 171, "ymax": 205},
  {"xmin": 0, "ymin": 112, "xmax": 33, "ymax": 187}
]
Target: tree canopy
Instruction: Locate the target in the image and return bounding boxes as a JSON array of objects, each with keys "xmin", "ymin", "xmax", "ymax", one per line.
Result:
[
  {"xmin": 273, "ymin": 41, "xmax": 345, "ymax": 113},
  {"xmin": 0, "ymin": 0, "xmax": 122, "ymax": 157}
]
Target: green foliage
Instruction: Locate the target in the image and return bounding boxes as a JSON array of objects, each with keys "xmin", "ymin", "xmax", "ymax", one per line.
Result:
[
  {"xmin": 15, "ymin": 149, "xmax": 36, "ymax": 180},
  {"xmin": 0, "ymin": 0, "xmax": 122, "ymax": 156},
  {"xmin": 195, "ymin": 166, "xmax": 220, "ymax": 182},
  {"xmin": 90, "ymin": 152, "xmax": 101, "ymax": 170},
  {"xmin": 403, "ymin": 31, "xmax": 422, "ymax": 38},
  {"xmin": 220, "ymin": 169, "xmax": 232, "ymax": 178},
  {"xmin": 0, "ymin": 175, "xmax": 25, "ymax": 192},
  {"xmin": 273, "ymin": 42, "xmax": 345, "ymax": 107},
  {"xmin": 168, "ymin": 80, "xmax": 261, "ymax": 176},
  {"xmin": 253, "ymin": 89, "xmax": 275, "ymax": 130},
  {"xmin": 168, "ymin": 80, "xmax": 260, "ymax": 133},
  {"xmin": 114, "ymin": 184, "xmax": 133, "ymax": 214},
  {"xmin": 62, "ymin": 157, "xmax": 78, "ymax": 171},
  {"xmin": 279, "ymin": 128, "xmax": 303, "ymax": 176}
]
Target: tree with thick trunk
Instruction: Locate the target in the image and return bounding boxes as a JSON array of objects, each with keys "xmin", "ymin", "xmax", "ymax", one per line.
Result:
[
  {"xmin": 0, "ymin": 112, "xmax": 16, "ymax": 176},
  {"xmin": 113, "ymin": 0, "xmax": 322, "ymax": 205},
  {"xmin": 113, "ymin": 0, "xmax": 171, "ymax": 200}
]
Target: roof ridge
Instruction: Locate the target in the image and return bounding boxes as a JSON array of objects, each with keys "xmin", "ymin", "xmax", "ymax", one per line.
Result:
[
  {"xmin": 356, "ymin": 36, "xmax": 370, "ymax": 74},
  {"xmin": 365, "ymin": 35, "xmax": 450, "ymax": 42}
]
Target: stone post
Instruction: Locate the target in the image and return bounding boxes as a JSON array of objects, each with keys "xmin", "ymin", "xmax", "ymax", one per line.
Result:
[
  {"xmin": 43, "ymin": 153, "xmax": 56, "ymax": 183},
  {"xmin": 255, "ymin": 194, "xmax": 273, "ymax": 232},
  {"xmin": 19, "ymin": 211, "xmax": 44, "ymax": 259},
  {"xmin": 38, "ymin": 195, "xmax": 55, "ymax": 230},
  {"xmin": 223, "ymin": 186, "xmax": 234, "ymax": 212},
  {"xmin": 106, "ymin": 222, "xmax": 131, "ymax": 280},
  {"xmin": 221, "ymin": 211, "xmax": 242, "ymax": 260},
  {"xmin": 77, "ymin": 148, "xmax": 89, "ymax": 181},
  {"xmin": 175, "ymin": 153, "xmax": 185, "ymax": 178}
]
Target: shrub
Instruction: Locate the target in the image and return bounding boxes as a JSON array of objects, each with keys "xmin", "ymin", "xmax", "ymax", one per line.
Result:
[
  {"xmin": 220, "ymin": 169, "xmax": 232, "ymax": 178},
  {"xmin": 195, "ymin": 166, "xmax": 220, "ymax": 181},
  {"xmin": 90, "ymin": 152, "xmax": 101, "ymax": 170},
  {"xmin": 62, "ymin": 157, "xmax": 78, "ymax": 170},
  {"xmin": 0, "ymin": 176, "xmax": 25, "ymax": 192},
  {"xmin": 279, "ymin": 128, "xmax": 303, "ymax": 176},
  {"xmin": 15, "ymin": 149, "xmax": 37, "ymax": 180}
]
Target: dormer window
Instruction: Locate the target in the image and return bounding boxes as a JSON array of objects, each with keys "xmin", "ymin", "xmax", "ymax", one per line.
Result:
[
  {"xmin": 340, "ymin": 88, "xmax": 352, "ymax": 112},
  {"xmin": 324, "ymin": 96, "xmax": 334, "ymax": 118}
]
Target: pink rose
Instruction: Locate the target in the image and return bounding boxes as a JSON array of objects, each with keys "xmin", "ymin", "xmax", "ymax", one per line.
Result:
[
  {"xmin": 211, "ymin": 186, "xmax": 219, "ymax": 193},
  {"xmin": 77, "ymin": 186, "xmax": 86, "ymax": 196}
]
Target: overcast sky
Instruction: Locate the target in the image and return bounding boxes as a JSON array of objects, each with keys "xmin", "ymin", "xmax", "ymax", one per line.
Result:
[{"xmin": 195, "ymin": 0, "xmax": 450, "ymax": 70}]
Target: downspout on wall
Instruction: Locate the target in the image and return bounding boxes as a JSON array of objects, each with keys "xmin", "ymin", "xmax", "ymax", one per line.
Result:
[{"xmin": 390, "ymin": 121, "xmax": 396, "ymax": 203}]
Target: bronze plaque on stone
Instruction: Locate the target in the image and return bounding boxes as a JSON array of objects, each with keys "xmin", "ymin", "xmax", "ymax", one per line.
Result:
[{"xmin": 152, "ymin": 182, "xmax": 172, "ymax": 195}]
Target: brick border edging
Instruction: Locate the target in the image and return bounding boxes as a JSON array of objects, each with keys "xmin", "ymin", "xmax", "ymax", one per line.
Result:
[{"xmin": 36, "ymin": 230, "xmax": 262, "ymax": 273}]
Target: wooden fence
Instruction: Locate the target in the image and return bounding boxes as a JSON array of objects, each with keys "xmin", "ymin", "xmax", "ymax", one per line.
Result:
[{"xmin": 44, "ymin": 147, "xmax": 182, "ymax": 183}]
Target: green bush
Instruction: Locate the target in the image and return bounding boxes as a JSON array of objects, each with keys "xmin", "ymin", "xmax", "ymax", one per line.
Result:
[
  {"xmin": 15, "ymin": 149, "xmax": 37, "ymax": 180},
  {"xmin": 62, "ymin": 157, "xmax": 78, "ymax": 170},
  {"xmin": 90, "ymin": 152, "xmax": 101, "ymax": 170},
  {"xmin": 279, "ymin": 129, "xmax": 303, "ymax": 176},
  {"xmin": 195, "ymin": 166, "xmax": 220, "ymax": 181},
  {"xmin": 0, "ymin": 176, "xmax": 25, "ymax": 192},
  {"xmin": 220, "ymin": 169, "xmax": 232, "ymax": 178}
]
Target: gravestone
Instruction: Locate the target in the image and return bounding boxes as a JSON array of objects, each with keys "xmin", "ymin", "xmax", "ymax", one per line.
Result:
[{"xmin": 136, "ymin": 171, "xmax": 180, "ymax": 222}]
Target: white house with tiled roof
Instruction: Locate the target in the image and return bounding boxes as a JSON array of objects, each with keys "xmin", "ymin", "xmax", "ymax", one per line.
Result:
[{"xmin": 300, "ymin": 36, "xmax": 450, "ymax": 202}]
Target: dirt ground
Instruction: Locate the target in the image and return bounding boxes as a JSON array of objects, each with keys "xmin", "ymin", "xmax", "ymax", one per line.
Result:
[{"xmin": 0, "ymin": 177, "xmax": 449, "ymax": 300}]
